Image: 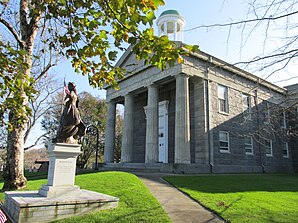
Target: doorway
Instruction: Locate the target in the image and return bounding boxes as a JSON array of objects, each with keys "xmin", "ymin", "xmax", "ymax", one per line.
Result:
[{"xmin": 158, "ymin": 101, "xmax": 169, "ymax": 163}]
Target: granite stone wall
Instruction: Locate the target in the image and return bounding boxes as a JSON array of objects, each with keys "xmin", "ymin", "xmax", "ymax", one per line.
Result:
[{"xmin": 208, "ymin": 75, "xmax": 293, "ymax": 173}]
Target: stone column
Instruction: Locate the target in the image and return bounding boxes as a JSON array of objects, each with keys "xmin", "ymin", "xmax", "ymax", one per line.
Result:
[
  {"xmin": 121, "ymin": 94, "xmax": 134, "ymax": 162},
  {"xmin": 104, "ymin": 100, "xmax": 116, "ymax": 163},
  {"xmin": 145, "ymin": 84, "xmax": 159, "ymax": 163},
  {"xmin": 193, "ymin": 79, "xmax": 209, "ymax": 164},
  {"xmin": 175, "ymin": 73, "xmax": 191, "ymax": 164}
]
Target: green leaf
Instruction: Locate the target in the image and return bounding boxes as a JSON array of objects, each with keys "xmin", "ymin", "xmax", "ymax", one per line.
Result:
[
  {"xmin": 146, "ymin": 11, "xmax": 155, "ymax": 22},
  {"xmin": 108, "ymin": 51, "xmax": 118, "ymax": 61},
  {"xmin": 99, "ymin": 30, "xmax": 108, "ymax": 39},
  {"xmin": 19, "ymin": 49, "xmax": 27, "ymax": 56},
  {"xmin": 185, "ymin": 44, "xmax": 200, "ymax": 52}
]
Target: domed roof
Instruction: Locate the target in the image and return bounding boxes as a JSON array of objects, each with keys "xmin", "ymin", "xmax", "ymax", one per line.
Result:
[{"xmin": 159, "ymin": 9, "xmax": 180, "ymax": 17}]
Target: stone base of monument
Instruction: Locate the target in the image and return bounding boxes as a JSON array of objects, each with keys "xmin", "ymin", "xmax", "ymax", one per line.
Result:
[
  {"xmin": 4, "ymin": 189, "xmax": 118, "ymax": 223},
  {"xmin": 3, "ymin": 143, "xmax": 119, "ymax": 223}
]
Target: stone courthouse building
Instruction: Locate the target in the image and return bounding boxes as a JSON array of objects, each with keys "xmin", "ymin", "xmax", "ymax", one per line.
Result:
[{"xmin": 103, "ymin": 10, "xmax": 298, "ymax": 173}]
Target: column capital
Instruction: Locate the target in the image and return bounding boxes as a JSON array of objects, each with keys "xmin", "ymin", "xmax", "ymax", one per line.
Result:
[
  {"xmin": 175, "ymin": 73, "xmax": 189, "ymax": 79},
  {"xmin": 147, "ymin": 83, "xmax": 158, "ymax": 89},
  {"xmin": 124, "ymin": 92, "xmax": 133, "ymax": 97}
]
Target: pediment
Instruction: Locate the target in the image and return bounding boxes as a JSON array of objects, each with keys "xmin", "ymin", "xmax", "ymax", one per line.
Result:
[{"xmin": 116, "ymin": 46, "xmax": 148, "ymax": 77}]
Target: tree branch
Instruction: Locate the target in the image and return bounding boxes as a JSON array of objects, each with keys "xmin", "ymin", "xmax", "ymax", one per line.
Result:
[
  {"xmin": 185, "ymin": 10, "xmax": 298, "ymax": 32},
  {"xmin": 0, "ymin": 17, "xmax": 25, "ymax": 48},
  {"xmin": 24, "ymin": 133, "xmax": 48, "ymax": 150},
  {"xmin": 234, "ymin": 49, "xmax": 298, "ymax": 66},
  {"xmin": 34, "ymin": 63, "xmax": 56, "ymax": 82}
]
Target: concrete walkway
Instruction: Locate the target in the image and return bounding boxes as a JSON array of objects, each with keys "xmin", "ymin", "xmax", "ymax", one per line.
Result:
[{"xmin": 136, "ymin": 173, "xmax": 224, "ymax": 223}]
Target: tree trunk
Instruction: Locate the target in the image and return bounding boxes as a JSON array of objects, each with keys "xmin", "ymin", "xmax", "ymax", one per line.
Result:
[
  {"xmin": 2, "ymin": 111, "xmax": 27, "ymax": 190},
  {"xmin": 1, "ymin": 0, "xmax": 43, "ymax": 190}
]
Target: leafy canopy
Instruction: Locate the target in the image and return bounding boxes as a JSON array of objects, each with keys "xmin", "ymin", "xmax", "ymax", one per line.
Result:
[
  {"xmin": 0, "ymin": 0, "xmax": 199, "ymax": 128},
  {"xmin": 45, "ymin": 0, "xmax": 198, "ymax": 88}
]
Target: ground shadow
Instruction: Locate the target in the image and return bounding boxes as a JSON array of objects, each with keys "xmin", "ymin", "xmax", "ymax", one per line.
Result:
[{"xmin": 162, "ymin": 173, "xmax": 298, "ymax": 193}]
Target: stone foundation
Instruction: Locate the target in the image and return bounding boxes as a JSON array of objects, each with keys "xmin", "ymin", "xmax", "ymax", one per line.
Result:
[{"xmin": 4, "ymin": 190, "xmax": 118, "ymax": 223}]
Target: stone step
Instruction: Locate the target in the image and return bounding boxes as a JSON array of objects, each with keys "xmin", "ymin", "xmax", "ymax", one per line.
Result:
[{"xmin": 101, "ymin": 163, "xmax": 162, "ymax": 173}]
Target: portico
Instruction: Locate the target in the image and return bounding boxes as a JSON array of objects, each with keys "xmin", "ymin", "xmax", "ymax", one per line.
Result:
[
  {"xmin": 104, "ymin": 64, "xmax": 197, "ymax": 165},
  {"xmin": 102, "ymin": 9, "xmax": 213, "ymax": 172}
]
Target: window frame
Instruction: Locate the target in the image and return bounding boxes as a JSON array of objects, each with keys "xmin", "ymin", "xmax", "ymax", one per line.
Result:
[
  {"xmin": 245, "ymin": 136, "xmax": 253, "ymax": 155},
  {"xmin": 280, "ymin": 111, "xmax": 287, "ymax": 128},
  {"xmin": 219, "ymin": 131, "xmax": 230, "ymax": 153},
  {"xmin": 218, "ymin": 84, "xmax": 229, "ymax": 114},
  {"xmin": 282, "ymin": 142, "xmax": 289, "ymax": 158},
  {"xmin": 264, "ymin": 102, "xmax": 270, "ymax": 124},
  {"xmin": 265, "ymin": 139, "xmax": 273, "ymax": 157},
  {"xmin": 242, "ymin": 93, "xmax": 252, "ymax": 120}
]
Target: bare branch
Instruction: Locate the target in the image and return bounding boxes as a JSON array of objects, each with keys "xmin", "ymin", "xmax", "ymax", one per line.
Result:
[
  {"xmin": 34, "ymin": 63, "xmax": 57, "ymax": 82},
  {"xmin": 0, "ymin": 17, "xmax": 25, "ymax": 48},
  {"xmin": 234, "ymin": 49, "xmax": 298, "ymax": 66},
  {"xmin": 24, "ymin": 133, "xmax": 48, "ymax": 150},
  {"xmin": 184, "ymin": 10, "xmax": 298, "ymax": 32}
]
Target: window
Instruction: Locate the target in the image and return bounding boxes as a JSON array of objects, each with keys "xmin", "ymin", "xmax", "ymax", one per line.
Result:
[
  {"xmin": 219, "ymin": 131, "xmax": 229, "ymax": 152},
  {"xmin": 265, "ymin": 139, "xmax": 273, "ymax": 156},
  {"xmin": 280, "ymin": 111, "xmax": 286, "ymax": 128},
  {"xmin": 263, "ymin": 102, "xmax": 270, "ymax": 123},
  {"xmin": 218, "ymin": 85, "xmax": 228, "ymax": 113},
  {"xmin": 245, "ymin": 136, "xmax": 253, "ymax": 154},
  {"xmin": 282, "ymin": 142, "xmax": 289, "ymax": 158},
  {"xmin": 242, "ymin": 94, "xmax": 251, "ymax": 120}
]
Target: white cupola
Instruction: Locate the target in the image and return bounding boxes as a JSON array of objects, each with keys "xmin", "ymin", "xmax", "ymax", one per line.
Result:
[{"xmin": 156, "ymin": 9, "xmax": 186, "ymax": 41}]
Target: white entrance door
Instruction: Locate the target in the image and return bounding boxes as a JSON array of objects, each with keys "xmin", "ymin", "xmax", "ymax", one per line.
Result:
[{"xmin": 158, "ymin": 101, "xmax": 169, "ymax": 163}]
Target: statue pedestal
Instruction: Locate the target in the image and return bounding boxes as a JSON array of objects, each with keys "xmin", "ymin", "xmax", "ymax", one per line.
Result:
[
  {"xmin": 3, "ymin": 143, "xmax": 119, "ymax": 223},
  {"xmin": 39, "ymin": 143, "xmax": 82, "ymax": 197}
]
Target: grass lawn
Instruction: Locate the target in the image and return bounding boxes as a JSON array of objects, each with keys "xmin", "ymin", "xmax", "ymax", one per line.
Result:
[
  {"xmin": 164, "ymin": 174, "xmax": 298, "ymax": 223},
  {"xmin": 0, "ymin": 171, "xmax": 171, "ymax": 223}
]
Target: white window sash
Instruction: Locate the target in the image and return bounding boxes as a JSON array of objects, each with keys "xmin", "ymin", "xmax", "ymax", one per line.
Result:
[
  {"xmin": 245, "ymin": 136, "xmax": 253, "ymax": 154},
  {"xmin": 242, "ymin": 94, "xmax": 252, "ymax": 119},
  {"xmin": 219, "ymin": 131, "xmax": 230, "ymax": 152},
  {"xmin": 281, "ymin": 111, "xmax": 286, "ymax": 128},
  {"xmin": 218, "ymin": 85, "xmax": 229, "ymax": 113},
  {"xmin": 265, "ymin": 139, "xmax": 273, "ymax": 156},
  {"xmin": 282, "ymin": 142, "xmax": 289, "ymax": 158}
]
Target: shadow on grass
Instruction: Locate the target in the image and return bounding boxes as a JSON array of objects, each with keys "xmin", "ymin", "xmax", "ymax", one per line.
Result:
[
  {"xmin": 162, "ymin": 174, "xmax": 298, "ymax": 193},
  {"xmin": 0, "ymin": 171, "xmax": 48, "ymax": 184},
  {"xmin": 133, "ymin": 172, "xmax": 298, "ymax": 193},
  {"xmin": 0, "ymin": 168, "xmax": 100, "ymax": 184}
]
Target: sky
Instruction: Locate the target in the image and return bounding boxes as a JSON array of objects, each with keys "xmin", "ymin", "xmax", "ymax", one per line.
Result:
[{"xmin": 26, "ymin": 0, "xmax": 298, "ymax": 147}]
